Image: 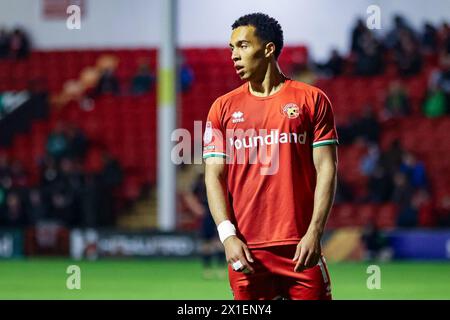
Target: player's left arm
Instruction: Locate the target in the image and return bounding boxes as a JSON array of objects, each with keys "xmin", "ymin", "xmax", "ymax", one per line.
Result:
[{"xmin": 294, "ymin": 144, "xmax": 338, "ymax": 272}]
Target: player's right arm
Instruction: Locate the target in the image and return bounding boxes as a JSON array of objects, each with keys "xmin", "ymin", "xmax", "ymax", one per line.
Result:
[{"xmin": 204, "ymin": 156, "xmax": 254, "ymax": 273}]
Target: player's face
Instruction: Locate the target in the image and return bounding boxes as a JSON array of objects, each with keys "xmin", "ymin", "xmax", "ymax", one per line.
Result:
[{"xmin": 229, "ymin": 25, "xmax": 269, "ymax": 81}]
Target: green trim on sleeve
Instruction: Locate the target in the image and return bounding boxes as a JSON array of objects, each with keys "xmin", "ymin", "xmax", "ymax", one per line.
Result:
[
  {"xmin": 203, "ymin": 153, "xmax": 227, "ymax": 159},
  {"xmin": 312, "ymin": 139, "xmax": 339, "ymax": 148}
]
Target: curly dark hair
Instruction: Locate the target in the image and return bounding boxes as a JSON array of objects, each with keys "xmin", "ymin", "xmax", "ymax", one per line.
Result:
[{"xmin": 231, "ymin": 13, "xmax": 284, "ymax": 60}]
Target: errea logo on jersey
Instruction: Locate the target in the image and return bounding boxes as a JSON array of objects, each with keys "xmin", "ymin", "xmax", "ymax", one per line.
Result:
[{"xmin": 232, "ymin": 111, "xmax": 245, "ymax": 123}]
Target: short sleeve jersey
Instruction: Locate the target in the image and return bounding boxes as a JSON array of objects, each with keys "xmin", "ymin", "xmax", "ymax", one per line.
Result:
[{"xmin": 203, "ymin": 79, "xmax": 338, "ymax": 248}]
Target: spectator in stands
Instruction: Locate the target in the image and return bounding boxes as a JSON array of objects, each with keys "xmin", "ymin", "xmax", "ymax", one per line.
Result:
[
  {"xmin": 46, "ymin": 122, "xmax": 69, "ymax": 162},
  {"xmin": 336, "ymin": 115, "xmax": 359, "ymax": 145},
  {"xmin": 39, "ymin": 155, "xmax": 60, "ymax": 189},
  {"xmin": 384, "ymin": 15, "xmax": 416, "ymax": 50},
  {"xmin": 360, "ymin": 143, "xmax": 380, "ymax": 177},
  {"xmin": 438, "ymin": 22, "xmax": 450, "ymax": 54},
  {"xmin": 10, "ymin": 160, "xmax": 28, "ymax": 188},
  {"xmin": 394, "ymin": 30, "xmax": 423, "ymax": 76},
  {"xmin": 334, "ymin": 174, "xmax": 354, "ymax": 204},
  {"xmin": 9, "ymin": 28, "xmax": 30, "ymax": 59},
  {"xmin": 400, "ymin": 152, "xmax": 428, "ymax": 190},
  {"xmin": 413, "ymin": 188, "xmax": 435, "ymax": 227},
  {"xmin": 97, "ymin": 151, "xmax": 123, "ymax": 226},
  {"xmin": 95, "ymin": 67, "xmax": 120, "ymax": 96},
  {"xmin": 355, "ymin": 31, "xmax": 384, "ymax": 76},
  {"xmin": 0, "ymin": 27, "xmax": 10, "ymax": 59},
  {"xmin": 361, "ymin": 221, "xmax": 392, "ymax": 261},
  {"xmin": 379, "ymin": 139, "xmax": 405, "ymax": 176},
  {"xmin": 428, "ymin": 55, "xmax": 450, "ymax": 112},
  {"xmin": 367, "ymin": 163, "xmax": 394, "ymax": 203},
  {"xmin": 193, "ymin": 171, "xmax": 226, "ymax": 279},
  {"xmin": 350, "ymin": 18, "xmax": 367, "ymax": 54},
  {"xmin": 436, "ymin": 195, "xmax": 450, "ymax": 227},
  {"xmin": 423, "ymin": 76, "xmax": 448, "ymax": 118},
  {"xmin": 180, "ymin": 63, "xmax": 194, "ymax": 93},
  {"xmin": 392, "ymin": 171, "xmax": 417, "ymax": 227},
  {"xmin": 66, "ymin": 125, "xmax": 88, "ymax": 160},
  {"xmin": 48, "ymin": 188, "xmax": 73, "ymax": 226},
  {"xmin": 0, "ymin": 154, "xmax": 10, "ymax": 183},
  {"xmin": 130, "ymin": 63, "xmax": 155, "ymax": 95},
  {"xmin": 383, "ymin": 81, "xmax": 411, "ymax": 119},
  {"xmin": 422, "ymin": 22, "xmax": 438, "ymax": 54},
  {"xmin": 3, "ymin": 191, "xmax": 27, "ymax": 227},
  {"xmin": 356, "ymin": 105, "xmax": 380, "ymax": 144},
  {"xmin": 26, "ymin": 188, "xmax": 47, "ymax": 225},
  {"xmin": 316, "ymin": 49, "xmax": 343, "ymax": 77}
]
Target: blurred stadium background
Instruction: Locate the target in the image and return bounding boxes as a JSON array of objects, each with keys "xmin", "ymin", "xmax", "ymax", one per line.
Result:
[{"xmin": 0, "ymin": 0, "xmax": 449, "ymax": 299}]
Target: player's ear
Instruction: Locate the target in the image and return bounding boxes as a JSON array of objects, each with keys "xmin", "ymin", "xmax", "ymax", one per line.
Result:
[{"xmin": 265, "ymin": 42, "xmax": 276, "ymax": 58}]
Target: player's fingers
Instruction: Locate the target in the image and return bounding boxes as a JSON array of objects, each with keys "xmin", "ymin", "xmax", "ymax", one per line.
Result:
[
  {"xmin": 243, "ymin": 245, "xmax": 254, "ymax": 263},
  {"xmin": 292, "ymin": 244, "xmax": 301, "ymax": 261},
  {"xmin": 294, "ymin": 247, "xmax": 308, "ymax": 272},
  {"xmin": 304, "ymin": 250, "xmax": 313, "ymax": 268},
  {"xmin": 239, "ymin": 255, "xmax": 255, "ymax": 273}
]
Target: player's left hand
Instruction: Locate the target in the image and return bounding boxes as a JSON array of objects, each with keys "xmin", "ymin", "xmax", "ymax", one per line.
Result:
[{"xmin": 293, "ymin": 230, "xmax": 322, "ymax": 272}]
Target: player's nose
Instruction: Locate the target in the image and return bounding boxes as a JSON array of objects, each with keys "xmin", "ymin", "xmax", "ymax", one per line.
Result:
[{"xmin": 231, "ymin": 50, "xmax": 240, "ymax": 62}]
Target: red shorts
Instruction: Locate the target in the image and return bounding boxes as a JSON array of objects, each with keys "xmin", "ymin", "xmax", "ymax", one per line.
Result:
[{"xmin": 228, "ymin": 245, "xmax": 332, "ymax": 300}]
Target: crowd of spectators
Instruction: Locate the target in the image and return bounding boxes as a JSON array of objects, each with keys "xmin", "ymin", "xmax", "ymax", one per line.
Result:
[
  {"xmin": 313, "ymin": 15, "xmax": 450, "ymax": 78},
  {"xmin": 0, "ymin": 122, "xmax": 123, "ymax": 229},
  {"xmin": 93, "ymin": 55, "xmax": 194, "ymax": 97}
]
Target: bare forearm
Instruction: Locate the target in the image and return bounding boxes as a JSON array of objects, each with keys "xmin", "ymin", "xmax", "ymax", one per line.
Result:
[
  {"xmin": 308, "ymin": 165, "xmax": 337, "ymax": 236},
  {"xmin": 205, "ymin": 171, "xmax": 230, "ymax": 226}
]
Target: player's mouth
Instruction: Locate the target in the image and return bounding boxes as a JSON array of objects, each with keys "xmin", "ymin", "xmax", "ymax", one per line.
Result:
[{"xmin": 235, "ymin": 65, "xmax": 245, "ymax": 75}]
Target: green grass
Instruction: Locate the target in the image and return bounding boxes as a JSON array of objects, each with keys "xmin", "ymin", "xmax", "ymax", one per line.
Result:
[{"xmin": 0, "ymin": 259, "xmax": 449, "ymax": 299}]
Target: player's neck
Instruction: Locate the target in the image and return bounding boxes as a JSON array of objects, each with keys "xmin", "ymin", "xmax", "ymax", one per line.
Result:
[{"xmin": 248, "ymin": 62, "xmax": 287, "ymax": 97}]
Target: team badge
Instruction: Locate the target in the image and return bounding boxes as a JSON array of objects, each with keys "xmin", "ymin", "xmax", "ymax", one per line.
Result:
[{"xmin": 281, "ymin": 103, "xmax": 301, "ymax": 119}]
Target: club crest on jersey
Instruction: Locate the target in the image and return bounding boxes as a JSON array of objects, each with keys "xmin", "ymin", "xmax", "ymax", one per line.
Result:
[
  {"xmin": 231, "ymin": 111, "xmax": 245, "ymax": 123},
  {"xmin": 281, "ymin": 103, "xmax": 301, "ymax": 119}
]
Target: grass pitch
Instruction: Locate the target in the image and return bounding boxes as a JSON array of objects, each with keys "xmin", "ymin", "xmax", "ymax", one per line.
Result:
[{"xmin": 0, "ymin": 259, "xmax": 449, "ymax": 299}]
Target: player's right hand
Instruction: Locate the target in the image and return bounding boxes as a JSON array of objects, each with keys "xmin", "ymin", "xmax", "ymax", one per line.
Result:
[{"xmin": 223, "ymin": 236, "xmax": 255, "ymax": 274}]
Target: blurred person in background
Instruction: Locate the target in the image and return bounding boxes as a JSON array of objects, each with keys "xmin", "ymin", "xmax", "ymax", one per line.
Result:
[
  {"xmin": 66, "ymin": 125, "xmax": 88, "ymax": 161},
  {"xmin": 46, "ymin": 122, "xmax": 69, "ymax": 162},
  {"xmin": 9, "ymin": 28, "xmax": 30, "ymax": 59},
  {"xmin": 356, "ymin": 105, "xmax": 380, "ymax": 144},
  {"xmin": 394, "ymin": 30, "xmax": 423, "ymax": 77},
  {"xmin": 2, "ymin": 191, "xmax": 27, "ymax": 227},
  {"xmin": 0, "ymin": 27, "xmax": 9, "ymax": 59},
  {"xmin": 360, "ymin": 143, "xmax": 380, "ymax": 177},
  {"xmin": 130, "ymin": 63, "xmax": 155, "ymax": 95},
  {"xmin": 383, "ymin": 81, "xmax": 411, "ymax": 119},
  {"xmin": 361, "ymin": 220, "xmax": 392, "ymax": 261},
  {"xmin": 423, "ymin": 73, "xmax": 448, "ymax": 117},
  {"xmin": 354, "ymin": 30, "xmax": 384, "ymax": 76},
  {"xmin": 392, "ymin": 171, "xmax": 417, "ymax": 227},
  {"xmin": 181, "ymin": 168, "xmax": 226, "ymax": 280},
  {"xmin": 421, "ymin": 22, "xmax": 438, "ymax": 54},
  {"xmin": 95, "ymin": 67, "xmax": 120, "ymax": 96},
  {"xmin": 400, "ymin": 152, "xmax": 428, "ymax": 190},
  {"xmin": 436, "ymin": 195, "xmax": 450, "ymax": 227},
  {"xmin": 97, "ymin": 151, "xmax": 123, "ymax": 226},
  {"xmin": 350, "ymin": 18, "xmax": 367, "ymax": 54},
  {"xmin": 367, "ymin": 163, "xmax": 394, "ymax": 203},
  {"xmin": 316, "ymin": 49, "xmax": 344, "ymax": 77},
  {"xmin": 26, "ymin": 188, "xmax": 47, "ymax": 226},
  {"xmin": 384, "ymin": 15, "xmax": 416, "ymax": 50}
]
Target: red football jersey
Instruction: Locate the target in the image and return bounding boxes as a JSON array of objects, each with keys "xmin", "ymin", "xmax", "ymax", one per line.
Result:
[{"xmin": 203, "ymin": 79, "xmax": 338, "ymax": 248}]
